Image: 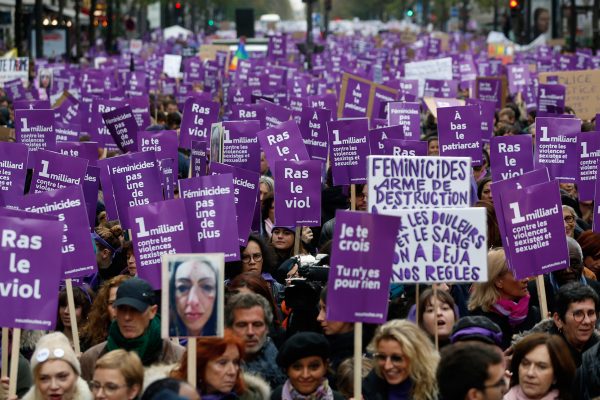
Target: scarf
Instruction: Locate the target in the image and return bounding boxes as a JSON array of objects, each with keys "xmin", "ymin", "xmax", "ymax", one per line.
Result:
[
  {"xmin": 504, "ymin": 385, "xmax": 559, "ymax": 400},
  {"xmin": 106, "ymin": 316, "xmax": 163, "ymax": 365},
  {"xmin": 491, "ymin": 295, "xmax": 530, "ymax": 327},
  {"xmin": 281, "ymin": 379, "xmax": 334, "ymax": 400}
]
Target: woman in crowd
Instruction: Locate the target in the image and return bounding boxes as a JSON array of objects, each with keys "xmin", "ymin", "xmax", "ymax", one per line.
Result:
[
  {"xmin": 91, "ymin": 226, "xmax": 126, "ymax": 290},
  {"xmin": 468, "ymin": 248, "xmax": 540, "ymax": 350},
  {"xmin": 122, "ymin": 242, "xmax": 137, "ymax": 277},
  {"xmin": 91, "ymin": 350, "xmax": 143, "ymax": 400},
  {"xmin": 261, "ymin": 194, "xmax": 275, "ymax": 239},
  {"xmin": 259, "ymin": 176, "xmax": 274, "ymax": 204},
  {"xmin": 83, "ymin": 275, "xmax": 131, "ymax": 347},
  {"xmin": 227, "ymin": 272, "xmax": 282, "ymax": 327},
  {"xmin": 477, "ymin": 177, "xmax": 493, "ymax": 203},
  {"xmin": 170, "ymin": 331, "xmax": 270, "ymax": 399},
  {"xmin": 563, "ymin": 205, "xmax": 578, "ymax": 238},
  {"xmin": 317, "ymin": 287, "xmax": 355, "ymax": 372},
  {"xmin": 23, "ymin": 332, "xmax": 93, "ymax": 400},
  {"xmin": 475, "ymin": 200, "xmax": 503, "ymax": 249},
  {"xmin": 168, "ymin": 257, "xmax": 219, "ymax": 337},
  {"xmin": 577, "ymin": 230, "xmax": 600, "ymax": 278},
  {"xmin": 56, "ymin": 285, "xmax": 95, "ymax": 351},
  {"xmin": 505, "ymin": 333, "xmax": 575, "ymax": 400},
  {"xmin": 363, "ymin": 320, "xmax": 439, "ymax": 400},
  {"xmin": 271, "ymin": 332, "xmax": 345, "ymax": 400},
  {"xmin": 417, "ymin": 288, "xmax": 458, "ymax": 348}
]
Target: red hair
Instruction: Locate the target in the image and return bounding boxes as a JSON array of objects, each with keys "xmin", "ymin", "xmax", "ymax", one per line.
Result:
[{"xmin": 171, "ymin": 330, "xmax": 246, "ymax": 394}]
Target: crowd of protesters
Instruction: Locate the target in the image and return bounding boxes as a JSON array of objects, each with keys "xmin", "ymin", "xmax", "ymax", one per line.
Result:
[{"xmin": 0, "ymin": 19, "xmax": 599, "ymax": 400}]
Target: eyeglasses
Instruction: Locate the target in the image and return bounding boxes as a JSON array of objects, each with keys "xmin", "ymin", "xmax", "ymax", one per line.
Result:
[
  {"xmin": 373, "ymin": 353, "xmax": 404, "ymax": 365},
  {"xmin": 564, "ymin": 215, "xmax": 575, "ymax": 223},
  {"xmin": 89, "ymin": 381, "xmax": 128, "ymax": 394},
  {"xmin": 241, "ymin": 253, "xmax": 263, "ymax": 264},
  {"xmin": 483, "ymin": 377, "xmax": 507, "ymax": 390},
  {"xmin": 572, "ymin": 309, "xmax": 597, "ymax": 323}
]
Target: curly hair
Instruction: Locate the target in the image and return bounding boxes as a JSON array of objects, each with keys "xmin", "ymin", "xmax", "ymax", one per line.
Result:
[
  {"xmin": 367, "ymin": 320, "xmax": 439, "ymax": 400},
  {"xmin": 81, "ymin": 275, "xmax": 130, "ymax": 346}
]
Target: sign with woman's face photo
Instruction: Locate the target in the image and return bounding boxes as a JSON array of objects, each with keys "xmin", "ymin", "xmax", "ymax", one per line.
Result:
[{"xmin": 161, "ymin": 253, "xmax": 224, "ymax": 338}]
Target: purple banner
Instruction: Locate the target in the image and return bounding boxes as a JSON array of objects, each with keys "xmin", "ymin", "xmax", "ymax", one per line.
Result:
[
  {"xmin": 138, "ymin": 130, "xmax": 178, "ymax": 181},
  {"xmin": 55, "ymin": 141, "xmax": 99, "ymax": 167},
  {"xmin": 0, "ymin": 142, "xmax": 28, "ymax": 207},
  {"xmin": 328, "ymin": 118, "xmax": 371, "ymax": 185},
  {"xmin": 299, "ymin": 107, "xmax": 331, "ymax": 162},
  {"xmin": 15, "ymin": 108, "xmax": 56, "ymax": 168},
  {"xmin": 89, "ymin": 98, "xmax": 124, "ymax": 149},
  {"xmin": 231, "ymin": 104, "xmax": 266, "ymax": 129},
  {"xmin": 507, "ymin": 65, "xmax": 530, "ymax": 95},
  {"xmin": 83, "ymin": 166, "xmax": 100, "ymax": 228},
  {"xmin": 179, "ymin": 174, "xmax": 240, "ymax": 261},
  {"xmin": 490, "ymin": 135, "xmax": 534, "ymax": 181},
  {"xmin": 102, "ymin": 105, "xmax": 139, "ymax": 153},
  {"xmin": 261, "ymin": 100, "xmax": 292, "ymax": 129},
  {"xmin": 222, "ymin": 121, "xmax": 261, "ymax": 173},
  {"xmin": 340, "ymin": 76, "xmax": 370, "ymax": 118},
  {"xmin": 274, "ymin": 160, "xmax": 322, "ymax": 227},
  {"xmin": 437, "ymin": 105, "xmax": 482, "ymax": 165},
  {"xmin": 534, "ymin": 117, "xmax": 580, "ymax": 182},
  {"xmin": 54, "ymin": 122, "xmax": 80, "ymax": 143},
  {"xmin": 476, "ymin": 78, "xmax": 503, "ymax": 109},
  {"xmin": 179, "ymin": 97, "xmax": 220, "ymax": 149},
  {"xmin": 326, "ymin": 210, "xmax": 400, "ymax": 323},
  {"xmin": 369, "ymin": 125, "xmax": 404, "ymax": 156},
  {"xmin": 386, "ymin": 102, "xmax": 420, "ymax": 141},
  {"xmin": 398, "ymin": 79, "xmax": 419, "ymax": 102},
  {"xmin": 0, "ymin": 214, "xmax": 63, "ymax": 330},
  {"xmin": 21, "ymin": 185, "xmax": 97, "ymax": 279},
  {"xmin": 210, "ymin": 162, "xmax": 259, "ymax": 246},
  {"xmin": 423, "ymin": 79, "xmax": 458, "ymax": 98},
  {"xmin": 190, "ymin": 140, "xmax": 207, "ymax": 177},
  {"xmin": 382, "ymin": 139, "xmax": 428, "ymax": 156},
  {"xmin": 257, "ymin": 120, "xmax": 309, "ymax": 175},
  {"xmin": 537, "ymin": 84, "xmax": 565, "ymax": 115},
  {"xmin": 129, "ymin": 199, "xmax": 193, "ymax": 289},
  {"xmin": 500, "ymin": 180, "xmax": 568, "ymax": 279},
  {"xmin": 96, "ymin": 159, "xmax": 118, "ymax": 221},
  {"xmin": 30, "ymin": 150, "xmax": 88, "ymax": 193},
  {"xmin": 465, "ymin": 99, "xmax": 495, "ymax": 142},
  {"xmin": 105, "ymin": 152, "xmax": 163, "ymax": 228},
  {"xmin": 577, "ymin": 131, "xmax": 600, "ymax": 201},
  {"xmin": 159, "ymin": 158, "xmax": 176, "ymax": 200}
]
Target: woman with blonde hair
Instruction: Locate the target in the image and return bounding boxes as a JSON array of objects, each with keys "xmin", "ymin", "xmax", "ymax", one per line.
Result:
[
  {"xmin": 91, "ymin": 350, "xmax": 144, "ymax": 400},
  {"xmin": 468, "ymin": 248, "xmax": 540, "ymax": 350},
  {"xmin": 362, "ymin": 320, "xmax": 439, "ymax": 400}
]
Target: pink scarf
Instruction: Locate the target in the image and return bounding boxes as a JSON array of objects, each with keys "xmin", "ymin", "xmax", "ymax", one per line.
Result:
[
  {"xmin": 504, "ymin": 385, "xmax": 559, "ymax": 400},
  {"xmin": 492, "ymin": 295, "xmax": 530, "ymax": 327}
]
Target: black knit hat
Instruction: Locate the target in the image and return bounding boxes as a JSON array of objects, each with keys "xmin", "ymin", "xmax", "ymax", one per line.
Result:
[
  {"xmin": 450, "ymin": 316, "xmax": 503, "ymax": 346},
  {"xmin": 276, "ymin": 332, "xmax": 330, "ymax": 369}
]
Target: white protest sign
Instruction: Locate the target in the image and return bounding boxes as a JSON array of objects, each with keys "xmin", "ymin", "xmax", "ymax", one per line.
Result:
[
  {"xmin": 367, "ymin": 155, "xmax": 471, "ymax": 212},
  {"xmin": 404, "ymin": 57, "xmax": 453, "ymax": 97},
  {"xmin": 386, "ymin": 208, "xmax": 488, "ymax": 283},
  {"xmin": 0, "ymin": 58, "xmax": 29, "ymax": 86},
  {"xmin": 163, "ymin": 54, "xmax": 183, "ymax": 79}
]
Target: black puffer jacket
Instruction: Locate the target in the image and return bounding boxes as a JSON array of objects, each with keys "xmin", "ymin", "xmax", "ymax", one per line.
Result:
[{"xmin": 575, "ymin": 341, "xmax": 600, "ymax": 400}]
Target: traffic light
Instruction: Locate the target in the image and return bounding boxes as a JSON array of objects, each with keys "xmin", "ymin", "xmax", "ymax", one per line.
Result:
[
  {"xmin": 175, "ymin": 2, "xmax": 181, "ymax": 9},
  {"xmin": 509, "ymin": 0, "xmax": 522, "ymax": 14},
  {"xmin": 406, "ymin": 8, "xmax": 414, "ymax": 17}
]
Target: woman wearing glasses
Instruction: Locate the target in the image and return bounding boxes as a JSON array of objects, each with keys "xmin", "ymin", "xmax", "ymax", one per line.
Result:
[
  {"xmin": 237, "ymin": 234, "xmax": 284, "ymax": 303},
  {"xmin": 562, "ymin": 205, "xmax": 578, "ymax": 238},
  {"xmin": 91, "ymin": 350, "xmax": 143, "ymax": 400},
  {"xmin": 505, "ymin": 333, "xmax": 575, "ymax": 400},
  {"xmin": 363, "ymin": 320, "xmax": 439, "ymax": 400}
]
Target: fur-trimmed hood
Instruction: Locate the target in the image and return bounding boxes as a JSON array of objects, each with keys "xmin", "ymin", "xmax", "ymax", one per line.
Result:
[
  {"xmin": 21, "ymin": 376, "xmax": 93, "ymax": 400},
  {"xmin": 142, "ymin": 363, "xmax": 271, "ymax": 399}
]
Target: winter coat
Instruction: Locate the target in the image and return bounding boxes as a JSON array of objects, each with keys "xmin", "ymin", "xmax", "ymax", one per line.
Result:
[
  {"xmin": 575, "ymin": 341, "xmax": 600, "ymax": 400},
  {"xmin": 469, "ymin": 305, "xmax": 540, "ymax": 350},
  {"xmin": 21, "ymin": 376, "xmax": 93, "ymax": 400}
]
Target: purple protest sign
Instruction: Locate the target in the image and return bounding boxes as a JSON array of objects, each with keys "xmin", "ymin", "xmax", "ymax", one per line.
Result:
[
  {"xmin": 507, "ymin": 65, "xmax": 531, "ymax": 95},
  {"xmin": 219, "ymin": 121, "xmax": 261, "ymax": 173},
  {"xmin": 490, "ymin": 135, "xmax": 534, "ymax": 181},
  {"xmin": 534, "ymin": 117, "xmax": 580, "ymax": 182},
  {"xmin": 369, "ymin": 125, "xmax": 404, "ymax": 156},
  {"xmin": 83, "ymin": 166, "xmax": 99, "ymax": 228},
  {"xmin": 398, "ymin": 79, "xmax": 419, "ymax": 102},
  {"xmin": 0, "ymin": 142, "xmax": 28, "ymax": 207},
  {"xmin": 578, "ymin": 131, "xmax": 600, "ymax": 201},
  {"xmin": 129, "ymin": 199, "xmax": 193, "ymax": 289},
  {"xmin": 475, "ymin": 78, "xmax": 503, "ymax": 109},
  {"xmin": 386, "ymin": 102, "xmax": 420, "ymax": 140},
  {"xmin": 54, "ymin": 93, "xmax": 80, "ymax": 125},
  {"xmin": 179, "ymin": 97, "xmax": 220, "ymax": 149},
  {"xmin": 465, "ymin": 99, "xmax": 495, "ymax": 142},
  {"xmin": 138, "ymin": 130, "xmax": 178, "ymax": 180},
  {"xmin": 340, "ymin": 76, "xmax": 370, "ymax": 118},
  {"xmin": 256, "ymin": 120, "xmax": 309, "ymax": 175},
  {"xmin": 423, "ymin": 79, "xmax": 458, "ymax": 98},
  {"xmin": 21, "ymin": 185, "xmax": 97, "ymax": 279},
  {"xmin": 55, "ymin": 141, "xmax": 99, "ymax": 167},
  {"xmin": 299, "ymin": 107, "xmax": 331, "ymax": 162},
  {"xmin": 308, "ymin": 94, "xmax": 337, "ymax": 115},
  {"xmin": 325, "ymin": 210, "xmax": 400, "ymax": 323},
  {"xmin": 96, "ymin": 159, "xmax": 119, "ymax": 221},
  {"xmin": 13, "ymin": 100, "xmax": 50, "ymax": 110},
  {"xmin": 128, "ymin": 96, "xmax": 151, "ymax": 130},
  {"xmin": 30, "ymin": 150, "xmax": 88, "ymax": 194},
  {"xmin": 105, "ymin": 152, "xmax": 163, "ymax": 228},
  {"xmin": 102, "ymin": 105, "xmax": 139, "ymax": 152},
  {"xmin": 437, "ymin": 105, "xmax": 482, "ymax": 165},
  {"xmin": 594, "ymin": 179, "xmax": 600, "ymax": 233},
  {"xmin": 179, "ymin": 174, "xmax": 240, "ymax": 261},
  {"xmin": 500, "ymin": 180, "xmax": 568, "ymax": 279},
  {"xmin": 537, "ymin": 84, "xmax": 566, "ymax": 114},
  {"xmin": 261, "ymin": 100, "xmax": 291, "ymax": 129},
  {"xmin": 267, "ymin": 34, "xmax": 286, "ymax": 60},
  {"xmin": 89, "ymin": 98, "xmax": 125, "ymax": 149},
  {"xmin": 231, "ymin": 103, "xmax": 267, "ymax": 129},
  {"xmin": 0, "ymin": 214, "xmax": 63, "ymax": 330},
  {"xmin": 382, "ymin": 139, "xmax": 428, "ymax": 156},
  {"xmin": 54, "ymin": 122, "xmax": 80, "ymax": 143},
  {"xmin": 190, "ymin": 140, "xmax": 207, "ymax": 177},
  {"xmin": 274, "ymin": 160, "xmax": 321, "ymax": 227},
  {"xmin": 159, "ymin": 158, "xmax": 176, "ymax": 200},
  {"xmin": 328, "ymin": 118, "xmax": 371, "ymax": 185},
  {"xmin": 210, "ymin": 162, "xmax": 259, "ymax": 246},
  {"xmin": 15, "ymin": 108, "xmax": 56, "ymax": 168}
]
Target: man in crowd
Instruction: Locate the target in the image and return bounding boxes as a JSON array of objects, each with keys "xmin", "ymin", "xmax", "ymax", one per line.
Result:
[
  {"xmin": 437, "ymin": 342, "xmax": 507, "ymax": 400},
  {"xmin": 226, "ymin": 292, "xmax": 286, "ymax": 388},
  {"xmin": 80, "ymin": 278, "xmax": 185, "ymax": 381}
]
